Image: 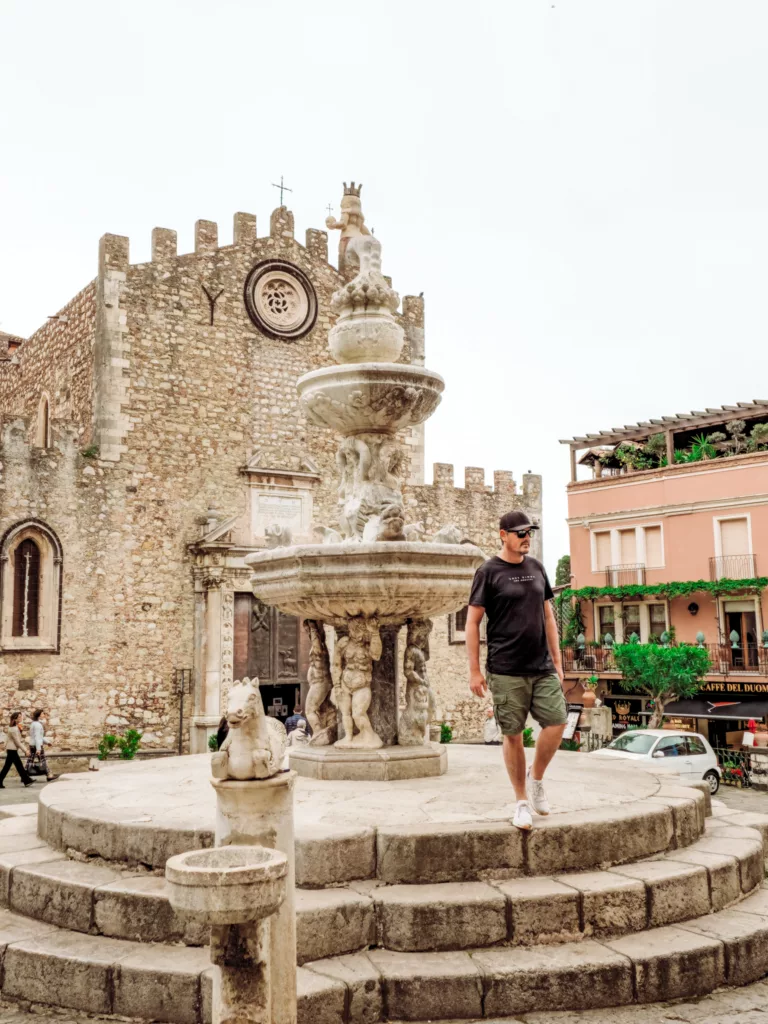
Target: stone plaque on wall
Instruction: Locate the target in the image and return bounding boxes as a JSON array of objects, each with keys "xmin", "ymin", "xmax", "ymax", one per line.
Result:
[{"xmin": 253, "ymin": 493, "xmax": 303, "ymax": 539}]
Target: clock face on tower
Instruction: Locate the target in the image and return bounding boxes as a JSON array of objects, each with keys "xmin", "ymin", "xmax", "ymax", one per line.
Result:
[{"xmin": 243, "ymin": 260, "xmax": 318, "ymax": 340}]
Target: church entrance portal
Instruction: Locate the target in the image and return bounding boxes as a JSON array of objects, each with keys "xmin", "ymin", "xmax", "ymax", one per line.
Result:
[{"xmin": 233, "ymin": 594, "xmax": 309, "ymax": 725}]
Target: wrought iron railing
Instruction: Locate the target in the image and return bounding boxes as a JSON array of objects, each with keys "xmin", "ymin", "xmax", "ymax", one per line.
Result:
[
  {"xmin": 709, "ymin": 553, "xmax": 758, "ymax": 581},
  {"xmin": 604, "ymin": 564, "xmax": 646, "ymax": 586},
  {"xmin": 561, "ymin": 643, "xmax": 768, "ymax": 676},
  {"xmin": 713, "ymin": 747, "xmax": 754, "ymax": 787},
  {"xmin": 562, "ymin": 645, "xmax": 618, "ymax": 673}
]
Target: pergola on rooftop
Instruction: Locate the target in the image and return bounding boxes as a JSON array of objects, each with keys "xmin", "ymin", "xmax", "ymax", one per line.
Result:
[{"xmin": 560, "ymin": 398, "xmax": 768, "ymax": 482}]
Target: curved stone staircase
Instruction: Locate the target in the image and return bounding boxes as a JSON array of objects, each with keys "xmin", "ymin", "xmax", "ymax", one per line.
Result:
[{"xmin": 0, "ymin": 781, "xmax": 766, "ymax": 1023}]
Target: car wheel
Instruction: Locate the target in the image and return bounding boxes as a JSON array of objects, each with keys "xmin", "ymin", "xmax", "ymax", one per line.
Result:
[{"xmin": 704, "ymin": 769, "xmax": 720, "ymax": 795}]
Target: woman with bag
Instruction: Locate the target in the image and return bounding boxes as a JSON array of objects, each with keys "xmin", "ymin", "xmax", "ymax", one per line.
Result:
[
  {"xmin": 0, "ymin": 713, "xmax": 35, "ymax": 788},
  {"xmin": 25, "ymin": 710, "xmax": 57, "ymax": 782}
]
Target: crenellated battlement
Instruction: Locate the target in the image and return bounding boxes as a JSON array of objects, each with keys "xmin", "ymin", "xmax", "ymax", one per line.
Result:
[
  {"xmin": 429, "ymin": 462, "xmax": 540, "ymax": 497},
  {"xmin": 406, "ymin": 463, "xmax": 544, "ymax": 557},
  {"xmin": 112, "ymin": 208, "xmax": 339, "ymax": 270}
]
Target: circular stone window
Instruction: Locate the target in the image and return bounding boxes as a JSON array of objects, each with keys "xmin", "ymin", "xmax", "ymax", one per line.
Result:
[{"xmin": 244, "ymin": 260, "xmax": 318, "ymax": 340}]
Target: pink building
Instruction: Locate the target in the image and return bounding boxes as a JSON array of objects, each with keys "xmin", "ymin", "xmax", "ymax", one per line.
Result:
[{"xmin": 561, "ymin": 400, "xmax": 768, "ymax": 748}]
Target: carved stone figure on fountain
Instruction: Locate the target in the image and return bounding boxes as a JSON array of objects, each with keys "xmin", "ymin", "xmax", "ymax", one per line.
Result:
[
  {"xmin": 325, "ymin": 182, "xmax": 371, "ymax": 280},
  {"xmin": 404, "ymin": 521, "xmax": 426, "ymax": 542},
  {"xmin": 432, "ymin": 523, "xmax": 463, "ymax": 544},
  {"xmin": 212, "ymin": 677, "xmax": 287, "ymax": 780},
  {"xmin": 333, "ymin": 616, "xmax": 383, "ymax": 749},
  {"xmin": 337, "ymin": 434, "xmax": 405, "ymax": 540},
  {"xmin": 264, "ymin": 523, "xmax": 292, "ymax": 549},
  {"xmin": 304, "ymin": 620, "xmax": 337, "ymax": 746},
  {"xmin": 362, "ymin": 502, "xmax": 406, "ymax": 542},
  {"xmin": 399, "ymin": 619, "xmax": 436, "ymax": 746},
  {"xmin": 313, "ymin": 524, "xmax": 343, "ymax": 545}
]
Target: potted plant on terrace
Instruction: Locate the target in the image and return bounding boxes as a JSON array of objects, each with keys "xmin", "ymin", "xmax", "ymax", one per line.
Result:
[{"xmin": 580, "ymin": 676, "xmax": 599, "ymax": 709}]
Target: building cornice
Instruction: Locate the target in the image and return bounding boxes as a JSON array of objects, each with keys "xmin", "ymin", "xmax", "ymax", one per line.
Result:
[{"xmin": 567, "ymin": 492, "xmax": 768, "ymax": 528}]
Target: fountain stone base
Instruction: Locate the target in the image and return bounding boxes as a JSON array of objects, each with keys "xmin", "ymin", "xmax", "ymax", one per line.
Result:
[{"xmin": 289, "ymin": 742, "xmax": 446, "ymax": 781}]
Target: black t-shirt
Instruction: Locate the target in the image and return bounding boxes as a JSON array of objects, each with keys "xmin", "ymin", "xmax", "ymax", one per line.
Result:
[{"xmin": 468, "ymin": 555, "xmax": 554, "ymax": 675}]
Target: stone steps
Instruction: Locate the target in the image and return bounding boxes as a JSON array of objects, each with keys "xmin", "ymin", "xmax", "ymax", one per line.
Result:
[
  {"xmin": 1, "ymin": 809, "xmax": 765, "ymax": 964},
  {"xmin": 2, "ymin": 889, "xmax": 768, "ymax": 1023},
  {"xmin": 40, "ymin": 782, "xmax": 710, "ymax": 884}
]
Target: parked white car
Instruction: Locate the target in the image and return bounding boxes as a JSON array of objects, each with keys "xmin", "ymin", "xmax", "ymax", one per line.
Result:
[{"xmin": 590, "ymin": 729, "xmax": 722, "ymax": 794}]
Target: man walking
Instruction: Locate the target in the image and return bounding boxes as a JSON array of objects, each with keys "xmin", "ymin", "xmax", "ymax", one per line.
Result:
[{"xmin": 467, "ymin": 511, "xmax": 566, "ymax": 830}]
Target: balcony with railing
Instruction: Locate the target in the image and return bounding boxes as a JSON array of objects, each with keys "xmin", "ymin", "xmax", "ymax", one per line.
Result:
[
  {"xmin": 604, "ymin": 564, "xmax": 646, "ymax": 587},
  {"xmin": 562, "ymin": 640, "xmax": 768, "ymax": 677},
  {"xmin": 709, "ymin": 554, "xmax": 758, "ymax": 581}
]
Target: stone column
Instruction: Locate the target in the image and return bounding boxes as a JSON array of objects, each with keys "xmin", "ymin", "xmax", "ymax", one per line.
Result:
[
  {"xmin": 212, "ymin": 773, "xmax": 297, "ymax": 1024},
  {"xmin": 192, "ymin": 572, "xmax": 225, "ymax": 753},
  {"xmin": 369, "ymin": 625, "xmax": 400, "ymax": 746}
]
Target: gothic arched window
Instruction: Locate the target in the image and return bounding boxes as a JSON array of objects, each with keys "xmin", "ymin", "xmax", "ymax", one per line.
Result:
[
  {"xmin": 12, "ymin": 538, "xmax": 40, "ymax": 637},
  {"xmin": 1, "ymin": 521, "xmax": 62, "ymax": 652}
]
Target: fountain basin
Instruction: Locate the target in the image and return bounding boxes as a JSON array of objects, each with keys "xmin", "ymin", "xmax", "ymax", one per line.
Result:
[
  {"xmin": 246, "ymin": 542, "xmax": 484, "ymax": 626},
  {"xmin": 165, "ymin": 845, "xmax": 287, "ymax": 925},
  {"xmin": 297, "ymin": 363, "xmax": 444, "ymax": 434}
]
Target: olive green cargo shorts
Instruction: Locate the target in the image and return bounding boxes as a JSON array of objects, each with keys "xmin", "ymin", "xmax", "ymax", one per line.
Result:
[{"xmin": 488, "ymin": 672, "xmax": 567, "ymax": 737}]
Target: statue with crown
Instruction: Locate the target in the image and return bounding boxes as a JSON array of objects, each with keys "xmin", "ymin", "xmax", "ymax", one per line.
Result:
[{"xmin": 326, "ymin": 181, "xmax": 370, "ymax": 279}]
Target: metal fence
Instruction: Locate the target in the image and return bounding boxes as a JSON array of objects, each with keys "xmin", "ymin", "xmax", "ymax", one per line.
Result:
[{"xmin": 713, "ymin": 746, "xmax": 754, "ymax": 787}]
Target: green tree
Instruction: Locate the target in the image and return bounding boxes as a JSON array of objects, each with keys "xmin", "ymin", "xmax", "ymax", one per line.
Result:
[
  {"xmin": 613, "ymin": 644, "xmax": 711, "ymax": 728},
  {"xmin": 555, "ymin": 555, "xmax": 571, "ymax": 587}
]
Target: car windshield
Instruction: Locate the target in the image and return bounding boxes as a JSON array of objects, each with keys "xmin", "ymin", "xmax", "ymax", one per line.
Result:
[{"xmin": 607, "ymin": 731, "xmax": 656, "ymax": 754}]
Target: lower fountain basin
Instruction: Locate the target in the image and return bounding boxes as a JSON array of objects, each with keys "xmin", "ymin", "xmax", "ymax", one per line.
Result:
[
  {"xmin": 165, "ymin": 845, "xmax": 287, "ymax": 924},
  {"xmin": 246, "ymin": 542, "xmax": 484, "ymax": 626}
]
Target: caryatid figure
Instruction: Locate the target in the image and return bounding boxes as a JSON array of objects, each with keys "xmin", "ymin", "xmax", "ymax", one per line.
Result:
[{"xmin": 333, "ymin": 616, "xmax": 383, "ymax": 749}]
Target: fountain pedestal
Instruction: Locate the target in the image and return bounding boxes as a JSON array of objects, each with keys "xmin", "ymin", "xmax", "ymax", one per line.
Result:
[
  {"xmin": 212, "ymin": 773, "xmax": 297, "ymax": 1024},
  {"xmin": 289, "ymin": 741, "xmax": 446, "ymax": 781}
]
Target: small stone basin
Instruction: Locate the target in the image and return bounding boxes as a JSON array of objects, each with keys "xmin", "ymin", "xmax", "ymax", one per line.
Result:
[
  {"xmin": 165, "ymin": 845, "xmax": 287, "ymax": 925},
  {"xmin": 246, "ymin": 541, "xmax": 484, "ymax": 626},
  {"xmin": 297, "ymin": 363, "xmax": 444, "ymax": 435}
]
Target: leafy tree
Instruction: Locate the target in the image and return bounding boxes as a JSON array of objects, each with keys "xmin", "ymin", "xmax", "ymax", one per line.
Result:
[
  {"xmin": 613, "ymin": 644, "xmax": 711, "ymax": 728},
  {"xmin": 555, "ymin": 555, "xmax": 571, "ymax": 587}
]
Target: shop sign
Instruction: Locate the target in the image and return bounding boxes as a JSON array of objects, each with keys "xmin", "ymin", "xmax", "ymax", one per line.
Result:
[
  {"xmin": 699, "ymin": 681, "xmax": 768, "ymax": 695},
  {"xmin": 603, "ymin": 696, "xmax": 650, "ymax": 735}
]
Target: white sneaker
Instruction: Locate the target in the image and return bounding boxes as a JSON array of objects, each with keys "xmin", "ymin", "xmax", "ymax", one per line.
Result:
[
  {"xmin": 526, "ymin": 767, "xmax": 550, "ymax": 816},
  {"xmin": 512, "ymin": 800, "xmax": 533, "ymax": 830}
]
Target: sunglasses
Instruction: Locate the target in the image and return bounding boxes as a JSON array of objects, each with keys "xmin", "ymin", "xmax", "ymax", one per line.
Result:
[{"xmin": 503, "ymin": 529, "xmax": 533, "ymax": 539}]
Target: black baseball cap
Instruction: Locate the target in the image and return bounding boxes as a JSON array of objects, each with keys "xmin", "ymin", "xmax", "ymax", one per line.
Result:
[{"xmin": 499, "ymin": 510, "xmax": 540, "ymax": 532}]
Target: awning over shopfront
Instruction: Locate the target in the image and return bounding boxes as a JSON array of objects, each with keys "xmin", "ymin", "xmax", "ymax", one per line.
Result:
[{"xmin": 664, "ymin": 699, "xmax": 768, "ymax": 721}]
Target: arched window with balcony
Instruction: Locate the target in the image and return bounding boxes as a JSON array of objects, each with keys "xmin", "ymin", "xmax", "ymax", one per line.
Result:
[{"xmin": 1, "ymin": 521, "xmax": 62, "ymax": 652}]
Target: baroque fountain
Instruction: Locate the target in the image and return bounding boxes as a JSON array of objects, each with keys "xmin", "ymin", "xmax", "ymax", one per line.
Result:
[{"xmin": 246, "ymin": 183, "xmax": 484, "ymax": 781}]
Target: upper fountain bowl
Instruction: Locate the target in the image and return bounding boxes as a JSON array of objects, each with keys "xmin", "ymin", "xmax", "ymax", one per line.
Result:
[
  {"xmin": 297, "ymin": 363, "xmax": 444, "ymax": 435},
  {"xmin": 246, "ymin": 541, "xmax": 485, "ymax": 626}
]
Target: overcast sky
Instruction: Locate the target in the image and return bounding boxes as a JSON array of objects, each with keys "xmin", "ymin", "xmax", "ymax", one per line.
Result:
[{"xmin": 2, "ymin": 0, "xmax": 767, "ymax": 575}]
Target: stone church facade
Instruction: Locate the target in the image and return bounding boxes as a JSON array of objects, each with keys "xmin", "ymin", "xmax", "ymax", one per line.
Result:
[{"xmin": 0, "ymin": 199, "xmax": 542, "ymax": 752}]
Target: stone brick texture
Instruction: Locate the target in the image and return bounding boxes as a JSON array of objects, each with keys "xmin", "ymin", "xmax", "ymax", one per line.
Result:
[{"xmin": 0, "ymin": 210, "xmax": 542, "ymax": 751}]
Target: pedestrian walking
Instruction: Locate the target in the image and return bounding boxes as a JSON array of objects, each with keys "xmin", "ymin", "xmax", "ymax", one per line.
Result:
[
  {"xmin": 25, "ymin": 710, "xmax": 58, "ymax": 782},
  {"xmin": 285, "ymin": 705, "xmax": 309, "ymax": 736},
  {"xmin": 287, "ymin": 721, "xmax": 310, "ymax": 747},
  {"xmin": 0, "ymin": 713, "xmax": 35, "ymax": 788},
  {"xmin": 467, "ymin": 511, "xmax": 567, "ymax": 831}
]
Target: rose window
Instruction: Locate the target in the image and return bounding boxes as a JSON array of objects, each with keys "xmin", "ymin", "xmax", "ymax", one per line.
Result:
[{"xmin": 244, "ymin": 261, "xmax": 318, "ymax": 340}]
